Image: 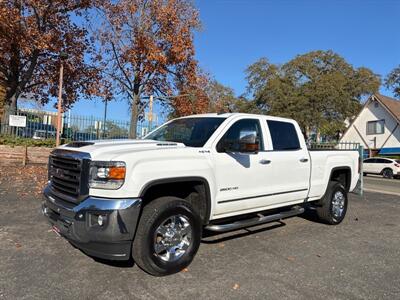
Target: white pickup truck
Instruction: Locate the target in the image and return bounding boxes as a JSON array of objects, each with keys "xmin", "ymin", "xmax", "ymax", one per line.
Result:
[{"xmin": 42, "ymin": 113, "xmax": 361, "ymax": 276}]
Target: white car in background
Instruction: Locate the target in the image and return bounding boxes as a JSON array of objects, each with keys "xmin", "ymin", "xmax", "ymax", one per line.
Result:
[{"xmin": 363, "ymin": 157, "xmax": 400, "ymax": 179}]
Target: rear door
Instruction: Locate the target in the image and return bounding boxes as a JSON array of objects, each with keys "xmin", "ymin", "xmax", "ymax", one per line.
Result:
[
  {"xmin": 262, "ymin": 119, "xmax": 311, "ymax": 203},
  {"xmin": 377, "ymin": 158, "xmax": 395, "ymax": 174}
]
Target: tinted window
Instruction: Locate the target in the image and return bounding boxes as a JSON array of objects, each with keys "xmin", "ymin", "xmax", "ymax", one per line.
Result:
[
  {"xmin": 377, "ymin": 159, "xmax": 393, "ymax": 164},
  {"xmin": 145, "ymin": 117, "xmax": 225, "ymax": 147},
  {"xmin": 217, "ymin": 119, "xmax": 264, "ymax": 152},
  {"xmin": 363, "ymin": 158, "xmax": 376, "ymax": 163},
  {"xmin": 267, "ymin": 120, "xmax": 300, "ymax": 150}
]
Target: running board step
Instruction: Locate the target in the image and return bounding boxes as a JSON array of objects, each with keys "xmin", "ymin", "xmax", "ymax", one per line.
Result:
[{"xmin": 205, "ymin": 206, "xmax": 305, "ymax": 233}]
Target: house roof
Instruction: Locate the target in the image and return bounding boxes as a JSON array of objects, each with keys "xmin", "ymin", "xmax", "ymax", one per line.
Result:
[
  {"xmin": 374, "ymin": 93, "xmax": 400, "ymax": 123},
  {"xmin": 339, "ymin": 93, "xmax": 400, "ymax": 147}
]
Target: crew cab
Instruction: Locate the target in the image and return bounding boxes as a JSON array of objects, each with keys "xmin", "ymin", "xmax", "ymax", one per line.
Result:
[{"xmin": 42, "ymin": 113, "xmax": 361, "ymax": 276}]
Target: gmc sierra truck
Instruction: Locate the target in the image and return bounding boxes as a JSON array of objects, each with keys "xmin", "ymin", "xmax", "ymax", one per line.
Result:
[{"xmin": 42, "ymin": 113, "xmax": 361, "ymax": 276}]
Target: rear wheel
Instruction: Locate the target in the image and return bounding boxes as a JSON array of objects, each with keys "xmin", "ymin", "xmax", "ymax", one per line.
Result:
[
  {"xmin": 132, "ymin": 196, "xmax": 202, "ymax": 276},
  {"xmin": 316, "ymin": 181, "xmax": 348, "ymax": 225},
  {"xmin": 382, "ymin": 168, "xmax": 394, "ymax": 179}
]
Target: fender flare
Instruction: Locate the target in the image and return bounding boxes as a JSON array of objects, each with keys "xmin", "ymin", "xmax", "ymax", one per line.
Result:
[
  {"xmin": 139, "ymin": 176, "xmax": 212, "ymax": 224},
  {"xmin": 317, "ymin": 166, "xmax": 352, "ymax": 206}
]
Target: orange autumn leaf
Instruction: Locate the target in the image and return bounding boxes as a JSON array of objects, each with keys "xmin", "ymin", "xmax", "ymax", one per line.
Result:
[{"xmin": 0, "ymin": 0, "xmax": 103, "ymax": 117}]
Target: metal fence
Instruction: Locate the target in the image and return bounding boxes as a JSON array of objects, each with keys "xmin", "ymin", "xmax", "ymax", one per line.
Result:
[
  {"xmin": 0, "ymin": 109, "xmax": 156, "ymax": 141},
  {"xmin": 308, "ymin": 141, "xmax": 361, "ymax": 151}
]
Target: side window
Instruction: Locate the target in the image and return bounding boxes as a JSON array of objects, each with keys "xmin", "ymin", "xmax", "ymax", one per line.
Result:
[
  {"xmin": 267, "ymin": 120, "xmax": 300, "ymax": 151},
  {"xmin": 376, "ymin": 158, "xmax": 390, "ymax": 164},
  {"xmin": 217, "ymin": 119, "xmax": 264, "ymax": 152},
  {"xmin": 363, "ymin": 158, "xmax": 375, "ymax": 163},
  {"xmin": 366, "ymin": 120, "xmax": 385, "ymax": 135}
]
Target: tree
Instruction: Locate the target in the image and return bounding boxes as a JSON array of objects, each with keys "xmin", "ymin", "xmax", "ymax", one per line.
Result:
[
  {"xmin": 246, "ymin": 51, "xmax": 381, "ymax": 139},
  {"xmin": 169, "ymin": 73, "xmax": 210, "ymax": 117},
  {"xmin": 0, "ymin": 0, "xmax": 101, "ymax": 125},
  {"xmin": 104, "ymin": 121, "xmax": 129, "ymax": 138},
  {"xmin": 205, "ymin": 80, "xmax": 239, "ymax": 113},
  {"xmin": 385, "ymin": 65, "xmax": 400, "ymax": 98},
  {"xmin": 94, "ymin": 0, "xmax": 202, "ymax": 138}
]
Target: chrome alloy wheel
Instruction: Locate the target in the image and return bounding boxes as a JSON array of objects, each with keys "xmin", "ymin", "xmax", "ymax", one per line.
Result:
[
  {"xmin": 153, "ymin": 215, "xmax": 192, "ymax": 262},
  {"xmin": 331, "ymin": 190, "xmax": 345, "ymax": 218}
]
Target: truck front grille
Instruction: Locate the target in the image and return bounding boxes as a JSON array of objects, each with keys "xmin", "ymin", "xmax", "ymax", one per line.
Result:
[{"xmin": 48, "ymin": 150, "xmax": 90, "ymax": 203}]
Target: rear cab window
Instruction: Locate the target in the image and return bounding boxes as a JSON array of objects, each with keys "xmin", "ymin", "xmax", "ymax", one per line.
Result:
[{"xmin": 266, "ymin": 120, "xmax": 301, "ymax": 151}]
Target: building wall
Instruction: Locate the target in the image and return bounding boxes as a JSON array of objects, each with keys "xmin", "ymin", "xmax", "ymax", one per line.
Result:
[{"xmin": 340, "ymin": 99, "xmax": 400, "ymax": 149}]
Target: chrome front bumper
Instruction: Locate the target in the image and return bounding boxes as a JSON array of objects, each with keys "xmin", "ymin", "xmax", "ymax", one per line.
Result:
[{"xmin": 42, "ymin": 185, "xmax": 142, "ymax": 260}]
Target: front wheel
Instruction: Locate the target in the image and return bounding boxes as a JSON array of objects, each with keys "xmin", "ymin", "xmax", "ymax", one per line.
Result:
[
  {"xmin": 316, "ymin": 181, "xmax": 348, "ymax": 225},
  {"xmin": 132, "ymin": 196, "xmax": 202, "ymax": 276}
]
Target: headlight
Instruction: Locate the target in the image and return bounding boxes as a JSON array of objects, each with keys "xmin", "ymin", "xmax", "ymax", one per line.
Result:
[{"xmin": 89, "ymin": 161, "xmax": 126, "ymax": 190}]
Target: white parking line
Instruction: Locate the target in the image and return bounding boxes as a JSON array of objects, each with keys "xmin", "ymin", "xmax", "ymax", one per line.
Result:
[
  {"xmin": 364, "ymin": 188, "xmax": 400, "ymax": 197},
  {"xmin": 364, "ymin": 176, "xmax": 399, "ymax": 184}
]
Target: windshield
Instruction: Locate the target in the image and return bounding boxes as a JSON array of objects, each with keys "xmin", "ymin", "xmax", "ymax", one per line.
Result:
[{"xmin": 145, "ymin": 117, "xmax": 226, "ymax": 147}]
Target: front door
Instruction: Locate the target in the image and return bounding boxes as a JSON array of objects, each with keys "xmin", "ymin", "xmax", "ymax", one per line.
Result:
[
  {"xmin": 212, "ymin": 118, "xmax": 273, "ymax": 216},
  {"xmin": 363, "ymin": 158, "xmax": 376, "ymax": 173}
]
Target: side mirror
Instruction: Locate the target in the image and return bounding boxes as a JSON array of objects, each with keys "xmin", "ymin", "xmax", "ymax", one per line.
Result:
[
  {"xmin": 218, "ymin": 129, "xmax": 259, "ymax": 154},
  {"xmin": 238, "ymin": 130, "xmax": 259, "ymax": 153}
]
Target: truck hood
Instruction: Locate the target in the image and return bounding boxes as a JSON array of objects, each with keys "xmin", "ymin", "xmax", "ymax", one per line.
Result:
[{"xmin": 59, "ymin": 139, "xmax": 186, "ymax": 160}]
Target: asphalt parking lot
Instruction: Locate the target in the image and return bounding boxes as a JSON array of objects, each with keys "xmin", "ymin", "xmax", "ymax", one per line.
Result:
[
  {"xmin": 0, "ymin": 177, "xmax": 399, "ymax": 299},
  {"xmin": 364, "ymin": 175, "xmax": 400, "ymax": 196}
]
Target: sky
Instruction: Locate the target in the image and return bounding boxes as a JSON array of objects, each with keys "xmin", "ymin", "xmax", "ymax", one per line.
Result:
[{"xmin": 36, "ymin": 0, "xmax": 400, "ymax": 123}]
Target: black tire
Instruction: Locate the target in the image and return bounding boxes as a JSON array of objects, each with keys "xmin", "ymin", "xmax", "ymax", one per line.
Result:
[
  {"xmin": 132, "ymin": 196, "xmax": 202, "ymax": 276},
  {"xmin": 316, "ymin": 181, "xmax": 348, "ymax": 225},
  {"xmin": 382, "ymin": 168, "xmax": 394, "ymax": 179}
]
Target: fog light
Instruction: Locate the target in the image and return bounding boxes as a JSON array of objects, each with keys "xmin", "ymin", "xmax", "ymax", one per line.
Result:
[
  {"xmin": 97, "ymin": 215, "xmax": 104, "ymax": 226},
  {"xmin": 89, "ymin": 213, "xmax": 107, "ymax": 227}
]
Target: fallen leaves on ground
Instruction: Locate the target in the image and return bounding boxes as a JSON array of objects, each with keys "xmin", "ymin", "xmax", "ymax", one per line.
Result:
[
  {"xmin": 0, "ymin": 165, "xmax": 47, "ymax": 198},
  {"xmin": 287, "ymin": 256, "xmax": 296, "ymax": 262}
]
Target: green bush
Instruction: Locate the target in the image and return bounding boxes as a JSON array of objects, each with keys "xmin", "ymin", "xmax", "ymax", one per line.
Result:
[{"xmin": 0, "ymin": 135, "xmax": 56, "ymax": 147}]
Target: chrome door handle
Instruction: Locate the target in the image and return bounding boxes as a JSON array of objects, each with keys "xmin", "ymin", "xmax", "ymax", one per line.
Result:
[
  {"xmin": 259, "ymin": 159, "xmax": 271, "ymax": 165},
  {"xmin": 299, "ymin": 158, "xmax": 309, "ymax": 163}
]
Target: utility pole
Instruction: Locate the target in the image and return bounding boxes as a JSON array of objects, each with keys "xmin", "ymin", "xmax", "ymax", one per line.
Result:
[
  {"xmin": 103, "ymin": 98, "xmax": 108, "ymax": 139},
  {"xmin": 148, "ymin": 95, "xmax": 153, "ymax": 131},
  {"xmin": 56, "ymin": 52, "xmax": 68, "ymax": 147}
]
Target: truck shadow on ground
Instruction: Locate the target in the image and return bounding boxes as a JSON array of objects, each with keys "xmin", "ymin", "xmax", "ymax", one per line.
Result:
[{"xmin": 299, "ymin": 209, "xmax": 327, "ymax": 223}]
